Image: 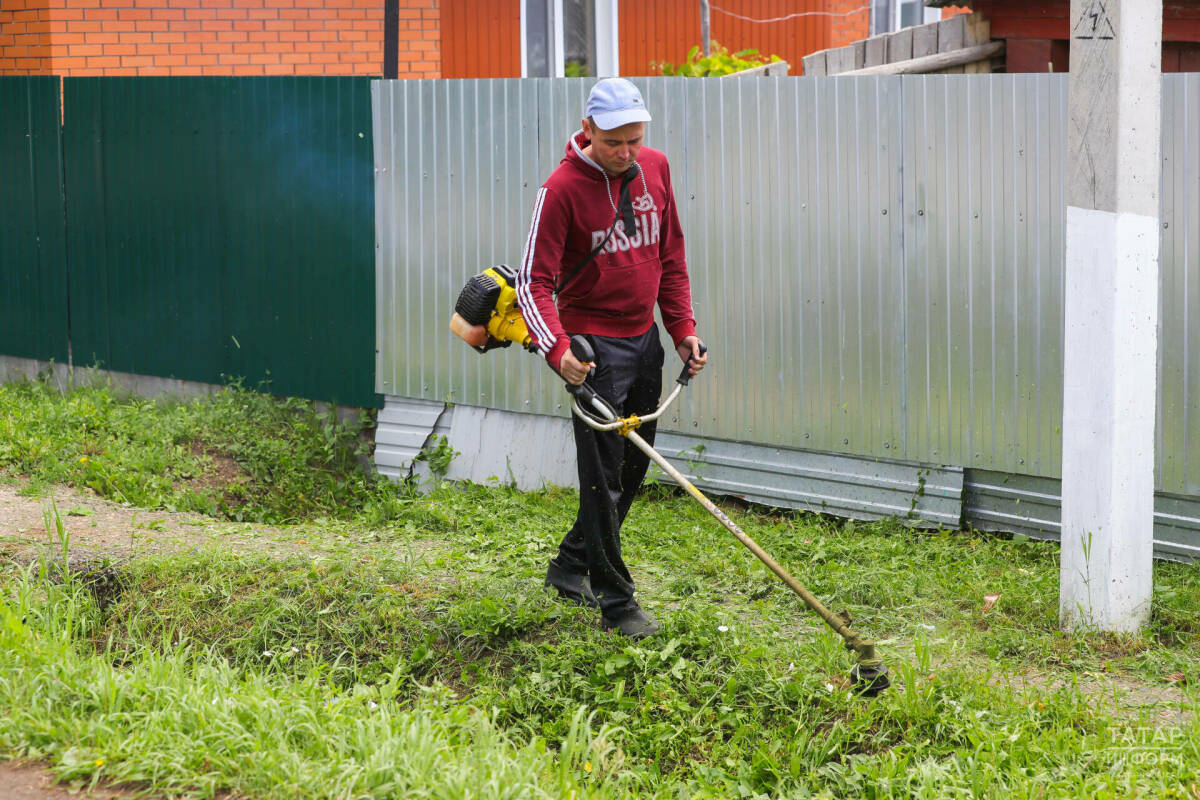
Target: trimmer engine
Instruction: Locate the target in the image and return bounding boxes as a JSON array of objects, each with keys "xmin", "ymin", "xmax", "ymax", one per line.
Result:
[{"xmin": 449, "ymin": 265, "xmax": 534, "ymax": 353}]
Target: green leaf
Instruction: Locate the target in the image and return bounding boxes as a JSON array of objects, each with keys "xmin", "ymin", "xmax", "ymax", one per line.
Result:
[
  {"xmin": 658, "ymin": 637, "xmax": 680, "ymax": 660},
  {"xmin": 603, "ymin": 654, "xmax": 631, "ymax": 675}
]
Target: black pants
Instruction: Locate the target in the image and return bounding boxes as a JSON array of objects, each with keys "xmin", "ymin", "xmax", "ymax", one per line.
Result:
[{"xmin": 552, "ymin": 325, "xmax": 665, "ymax": 619}]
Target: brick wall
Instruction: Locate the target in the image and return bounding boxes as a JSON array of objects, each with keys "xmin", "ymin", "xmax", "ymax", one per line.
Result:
[
  {"xmin": 396, "ymin": 0, "xmax": 438, "ymax": 77},
  {"xmin": 0, "ymin": 0, "xmax": 440, "ymax": 77},
  {"xmin": 827, "ymin": 0, "xmax": 869, "ymax": 49}
]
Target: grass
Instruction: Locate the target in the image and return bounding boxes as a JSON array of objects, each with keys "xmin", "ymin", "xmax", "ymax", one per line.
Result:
[
  {"xmin": 0, "ymin": 376, "xmax": 394, "ymax": 523},
  {"xmin": 1, "ymin": 377, "xmax": 1199, "ymax": 798}
]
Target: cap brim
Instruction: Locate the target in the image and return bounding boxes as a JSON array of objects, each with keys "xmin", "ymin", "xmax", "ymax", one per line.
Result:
[{"xmin": 590, "ymin": 107, "xmax": 652, "ymax": 131}]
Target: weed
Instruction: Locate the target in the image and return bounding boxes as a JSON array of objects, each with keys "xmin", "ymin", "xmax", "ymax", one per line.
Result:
[
  {"xmin": 415, "ymin": 434, "xmax": 459, "ymax": 484},
  {"xmin": 680, "ymin": 442, "xmax": 708, "ymax": 479}
]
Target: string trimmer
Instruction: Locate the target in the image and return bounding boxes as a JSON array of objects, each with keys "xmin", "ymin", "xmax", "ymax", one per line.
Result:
[{"xmin": 450, "ymin": 266, "xmax": 890, "ymax": 696}]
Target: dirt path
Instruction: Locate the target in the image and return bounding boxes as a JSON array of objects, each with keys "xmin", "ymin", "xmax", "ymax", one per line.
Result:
[
  {"xmin": 0, "ymin": 479, "xmax": 377, "ymax": 564},
  {"xmin": 0, "ymin": 762, "xmax": 138, "ymax": 800},
  {"xmin": 1, "ymin": 480, "xmax": 257, "ymax": 558}
]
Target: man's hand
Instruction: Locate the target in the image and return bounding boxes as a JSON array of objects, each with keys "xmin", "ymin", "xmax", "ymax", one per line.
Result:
[
  {"xmin": 676, "ymin": 335, "xmax": 708, "ymax": 378},
  {"xmin": 559, "ymin": 348, "xmax": 593, "ymax": 386}
]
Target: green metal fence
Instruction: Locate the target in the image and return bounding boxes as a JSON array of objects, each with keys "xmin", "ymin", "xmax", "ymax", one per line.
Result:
[
  {"xmin": 1, "ymin": 76, "xmax": 378, "ymax": 408},
  {"xmin": 0, "ymin": 76, "xmax": 69, "ymax": 364}
]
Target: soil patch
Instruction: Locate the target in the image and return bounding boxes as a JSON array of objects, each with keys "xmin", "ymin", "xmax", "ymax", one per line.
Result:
[
  {"xmin": 1, "ymin": 479, "xmax": 280, "ymax": 562},
  {"xmin": 0, "ymin": 760, "xmax": 235, "ymax": 800},
  {"xmin": 0, "ymin": 761, "xmax": 139, "ymax": 800},
  {"xmin": 178, "ymin": 439, "xmax": 247, "ymax": 494},
  {"xmin": 0, "ymin": 478, "xmax": 440, "ymax": 566}
]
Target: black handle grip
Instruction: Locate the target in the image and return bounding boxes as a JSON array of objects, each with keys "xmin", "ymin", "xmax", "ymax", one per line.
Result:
[
  {"xmin": 564, "ymin": 335, "xmax": 600, "ymax": 405},
  {"xmin": 570, "ymin": 336, "xmax": 595, "ymax": 364},
  {"xmin": 676, "ymin": 342, "xmax": 708, "ymax": 386}
]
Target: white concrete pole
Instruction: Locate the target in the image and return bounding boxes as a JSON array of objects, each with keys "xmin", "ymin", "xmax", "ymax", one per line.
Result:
[{"xmin": 1060, "ymin": 0, "xmax": 1162, "ymax": 633}]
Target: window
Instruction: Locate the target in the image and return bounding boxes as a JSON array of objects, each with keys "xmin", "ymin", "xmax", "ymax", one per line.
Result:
[
  {"xmin": 523, "ymin": 0, "xmax": 618, "ymax": 77},
  {"xmin": 871, "ymin": 0, "xmax": 940, "ymax": 36},
  {"xmin": 562, "ymin": 0, "xmax": 596, "ymax": 77}
]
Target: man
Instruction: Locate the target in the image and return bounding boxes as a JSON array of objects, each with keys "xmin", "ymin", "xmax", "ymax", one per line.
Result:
[{"xmin": 516, "ymin": 78, "xmax": 707, "ymax": 640}]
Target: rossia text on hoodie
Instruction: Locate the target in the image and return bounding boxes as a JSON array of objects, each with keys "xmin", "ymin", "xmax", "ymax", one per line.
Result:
[{"xmin": 516, "ymin": 129, "xmax": 696, "ymax": 369}]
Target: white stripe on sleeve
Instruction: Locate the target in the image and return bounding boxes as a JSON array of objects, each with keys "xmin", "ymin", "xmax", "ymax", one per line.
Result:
[{"xmin": 516, "ymin": 188, "xmax": 556, "ymax": 354}]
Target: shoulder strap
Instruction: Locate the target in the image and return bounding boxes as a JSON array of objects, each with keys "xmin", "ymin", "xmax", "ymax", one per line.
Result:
[
  {"xmin": 554, "ymin": 228, "xmax": 612, "ymax": 298},
  {"xmin": 554, "ymin": 167, "xmax": 638, "ymax": 297}
]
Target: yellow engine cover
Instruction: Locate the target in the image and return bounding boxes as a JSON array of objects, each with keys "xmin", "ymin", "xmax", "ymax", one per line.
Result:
[{"xmin": 482, "ymin": 268, "xmax": 531, "ymax": 349}]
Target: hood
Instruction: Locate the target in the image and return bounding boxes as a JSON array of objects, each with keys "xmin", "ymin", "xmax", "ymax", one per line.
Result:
[{"xmin": 562, "ymin": 129, "xmax": 609, "ymax": 181}]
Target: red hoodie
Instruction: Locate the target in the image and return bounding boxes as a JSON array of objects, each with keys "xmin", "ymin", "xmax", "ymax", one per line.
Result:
[{"xmin": 515, "ymin": 130, "xmax": 696, "ymax": 369}]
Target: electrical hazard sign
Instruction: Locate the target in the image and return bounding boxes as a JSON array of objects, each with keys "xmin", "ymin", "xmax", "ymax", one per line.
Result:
[{"xmin": 1074, "ymin": 0, "xmax": 1116, "ymax": 40}]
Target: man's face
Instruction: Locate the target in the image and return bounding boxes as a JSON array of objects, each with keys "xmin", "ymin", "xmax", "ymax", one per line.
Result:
[{"xmin": 582, "ymin": 119, "xmax": 645, "ymax": 176}]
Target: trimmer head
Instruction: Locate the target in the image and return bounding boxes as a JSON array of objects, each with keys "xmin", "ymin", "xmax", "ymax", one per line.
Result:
[{"xmin": 849, "ymin": 662, "xmax": 891, "ymax": 697}]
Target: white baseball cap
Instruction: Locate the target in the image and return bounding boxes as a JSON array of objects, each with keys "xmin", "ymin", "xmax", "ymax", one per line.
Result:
[{"xmin": 585, "ymin": 78, "xmax": 652, "ymax": 131}]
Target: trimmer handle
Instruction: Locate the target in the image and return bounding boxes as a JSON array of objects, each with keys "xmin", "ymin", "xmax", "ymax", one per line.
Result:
[
  {"xmin": 676, "ymin": 342, "xmax": 708, "ymax": 386},
  {"xmin": 569, "ymin": 335, "xmax": 595, "ymax": 365},
  {"xmin": 564, "ymin": 335, "xmax": 601, "ymax": 404},
  {"xmin": 561, "ymin": 335, "xmax": 619, "ymax": 421}
]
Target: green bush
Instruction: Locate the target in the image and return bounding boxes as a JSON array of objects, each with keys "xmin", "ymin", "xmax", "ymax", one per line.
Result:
[{"xmin": 656, "ymin": 41, "xmax": 782, "ymax": 77}]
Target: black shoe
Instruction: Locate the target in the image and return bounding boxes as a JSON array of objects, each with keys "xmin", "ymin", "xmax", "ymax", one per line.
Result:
[
  {"xmin": 545, "ymin": 560, "xmax": 600, "ymax": 608},
  {"xmin": 601, "ymin": 607, "xmax": 661, "ymax": 641}
]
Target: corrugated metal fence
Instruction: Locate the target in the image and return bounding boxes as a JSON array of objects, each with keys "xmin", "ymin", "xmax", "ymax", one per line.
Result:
[
  {"xmin": 373, "ymin": 73, "xmax": 1200, "ymax": 505},
  {"xmin": 0, "ymin": 76, "xmax": 69, "ymax": 364},
  {"xmin": 1160, "ymin": 78, "xmax": 1200, "ymax": 500},
  {"xmin": 1, "ymin": 76, "xmax": 378, "ymax": 408}
]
